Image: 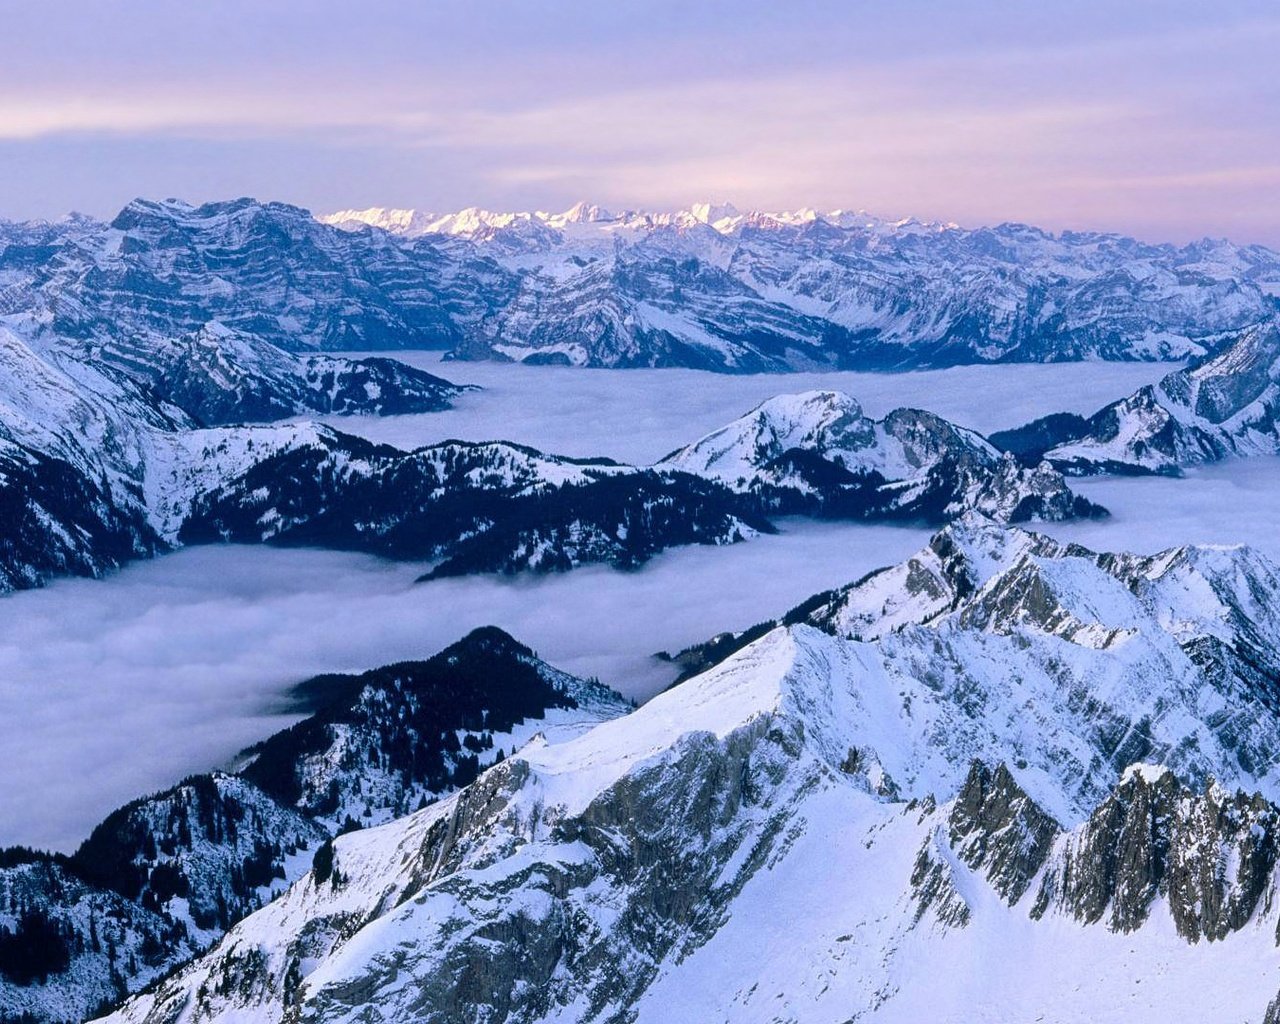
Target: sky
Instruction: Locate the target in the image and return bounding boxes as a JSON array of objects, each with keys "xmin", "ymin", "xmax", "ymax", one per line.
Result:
[{"xmin": 1, "ymin": 1, "xmax": 1279, "ymax": 243}]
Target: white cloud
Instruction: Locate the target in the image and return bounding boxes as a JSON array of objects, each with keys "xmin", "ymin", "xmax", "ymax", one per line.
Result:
[{"xmin": 0, "ymin": 361, "xmax": 1174, "ymax": 852}]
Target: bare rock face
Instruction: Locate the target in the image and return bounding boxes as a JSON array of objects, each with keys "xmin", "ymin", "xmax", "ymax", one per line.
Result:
[
  {"xmin": 947, "ymin": 762, "xmax": 1060, "ymax": 905},
  {"xmin": 1032, "ymin": 766, "xmax": 1280, "ymax": 941}
]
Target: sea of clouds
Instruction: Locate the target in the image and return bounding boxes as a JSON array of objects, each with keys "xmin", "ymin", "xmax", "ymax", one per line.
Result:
[
  {"xmin": 0, "ymin": 521, "xmax": 930, "ymax": 851},
  {"xmin": 320, "ymin": 355, "xmax": 1176, "ymax": 464},
  {"xmin": 9, "ymin": 356, "xmax": 1260, "ymax": 853}
]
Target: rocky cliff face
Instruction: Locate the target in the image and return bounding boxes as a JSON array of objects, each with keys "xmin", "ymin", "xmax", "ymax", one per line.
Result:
[
  {"xmin": 661, "ymin": 518, "xmax": 1280, "ymax": 824},
  {"xmin": 24, "ymin": 198, "xmax": 492, "ymax": 352},
  {"xmin": 1031, "ymin": 765, "xmax": 1280, "ymax": 942}
]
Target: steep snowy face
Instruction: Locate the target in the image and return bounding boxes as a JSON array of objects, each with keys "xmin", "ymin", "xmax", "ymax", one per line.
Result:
[
  {"xmin": 664, "ymin": 518, "xmax": 1280, "ymax": 823},
  {"xmin": 995, "ymin": 318, "xmax": 1280, "ymax": 474},
  {"xmin": 659, "ymin": 391, "xmax": 1104, "ymax": 523},
  {"xmin": 0, "ymin": 437, "xmax": 161, "ymax": 589},
  {"xmin": 660, "ymin": 391, "xmax": 881, "ymax": 479},
  {"xmin": 95, "ymin": 592, "xmax": 1280, "ymax": 1024}
]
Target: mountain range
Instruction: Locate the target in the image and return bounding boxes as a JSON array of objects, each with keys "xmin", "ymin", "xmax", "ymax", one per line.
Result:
[
  {"xmin": 61, "ymin": 517, "xmax": 1280, "ymax": 1024},
  {"xmin": 3, "ymin": 196, "xmax": 1278, "ymax": 380},
  {"xmin": 7, "ymin": 193, "xmax": 1280, "ymax": 1022},
  {"xmin": 0, "ymin": 271, "xmax": 1103, "ymax": 593},
  {"xmin": 325, "ymin": 199, "xmax": 1280, "ymax": 370}
]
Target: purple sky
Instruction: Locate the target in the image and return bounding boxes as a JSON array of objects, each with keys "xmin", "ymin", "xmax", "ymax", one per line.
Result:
[{"xmin": 3, "ymin": 1, "xmax": 1279, "ymax": 244}]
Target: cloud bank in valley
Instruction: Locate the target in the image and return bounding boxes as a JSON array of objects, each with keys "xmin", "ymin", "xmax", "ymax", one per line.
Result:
[
  {"xmin": 0, "ymin": 359, "xmax": 1203, "ymax": 852},
  {"xmin": 323, "ymin": 357, "xmax": 1175, "ymax": 466},
  {"xmin": 0, "ymin": 521, "xmax": 930, "ymax": 852}
]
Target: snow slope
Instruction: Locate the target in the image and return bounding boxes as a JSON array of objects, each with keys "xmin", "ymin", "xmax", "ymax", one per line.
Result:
[{"xmin": 96, "ymin": 521, "xmax": 1280, "ymax": 1024}]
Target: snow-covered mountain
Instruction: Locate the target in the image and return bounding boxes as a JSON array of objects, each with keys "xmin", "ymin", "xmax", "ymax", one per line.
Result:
[
  {"xmin": 659, "ymin": 390, "xmax": 1103, "ymax": 522},
  {"xmin": 175, "ymin": 393, "xmax": 1102, "ymax": 577},
  {"xmin": 327, "ymin": 200, "xmax": 1280, "ymax": 371},
  {"xmin": 99, "ymin": 321, "xmax": 470, "ymax": 427},
  {"xmin": 1, "ymin": 628, "xmax": 629, "ymax": 1024},
  {"xmin": 91, "ymin": 521, "xmax": 1280, "ymax": 1024},
  {"xmin": 992, "ymin": 317, "xmax": 1280, "ymax": 474},
  {"xmin": 3, "ymin": 198, "xmax": 490, "ymax": 352},
  {"xmin": 0, "ymin": 319, "xmax": 475, "ymax": 591},
  {"xmin": 0, "ymin": 315, "xmax": 1104, "ymax": 593},
  {"xmin": 5, "ymin": 195, "xmax": 1278, "ymax": 377},
  {"xmin": 176, "ymin": 432, "xmax": 771, "ymax": 576}
]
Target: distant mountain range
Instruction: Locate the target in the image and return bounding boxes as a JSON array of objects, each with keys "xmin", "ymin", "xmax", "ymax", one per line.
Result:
[
  {"xmin": 324, "ymin": 198, "xmax": 1280, "ymax": 370},
  {"xmin": 2, "ymin": 195, "xmax": 1277, "ymax": 379},
  {"xmin": 3, "ymin": 193, "xmax": 1280, "ymax": 591}
]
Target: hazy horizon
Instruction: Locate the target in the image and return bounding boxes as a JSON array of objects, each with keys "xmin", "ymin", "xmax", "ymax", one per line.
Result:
[{"xmin": 3, "ymin": 1, "xmax": 1279, "ymax": 245}]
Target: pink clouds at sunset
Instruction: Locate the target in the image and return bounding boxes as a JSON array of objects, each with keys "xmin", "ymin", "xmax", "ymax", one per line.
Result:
[{"xmin": 2, "ymin": 1, "xmax": 1278, "ymax": 243}]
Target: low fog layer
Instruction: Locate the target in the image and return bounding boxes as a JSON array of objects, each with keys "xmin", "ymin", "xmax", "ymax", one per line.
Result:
[
  {"xmin": 0, "ymin": 520, "xmax": 929, "ymax": 852},
  {"xmin": 1039, "ymin": 455, "xmax": 1280, "ymax": 562},
  {"xmin": 321, "ymin": 357, "xmax": 1175, "ymax": 464},
  {"xmin": 4, "ymin": 360, "xmax": 1257, "ymax": 854}
]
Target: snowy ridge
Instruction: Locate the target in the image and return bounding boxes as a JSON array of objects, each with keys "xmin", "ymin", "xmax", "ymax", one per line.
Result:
[
  {"xmin": 174, "ymin": 395, "xmax": 1100, "ymax": 579},
  {"xmin": 95, "ymin": 522, "xmax": 1280, "ymax": 1024},
  {"xmin": 994, "ymin": 317, "xmax": 1280, "ymax": 474},
  {"xmin": 2, "ymin": 628, "xmax": 630, "ymax": 1024},
  {"xmin": 658, "ymin": 390, "xmax": 1103, "ymax": 523}
]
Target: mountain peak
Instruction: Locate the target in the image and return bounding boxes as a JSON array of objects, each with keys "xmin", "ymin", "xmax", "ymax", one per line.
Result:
[
  {"xmin": 683, "ymin": 200, "xmax": 741, "ymax": 226},
  {"xmin": 552, "ymin": 200, "xmax": 615, "ymax": 224}
]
